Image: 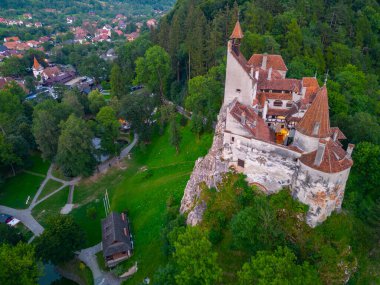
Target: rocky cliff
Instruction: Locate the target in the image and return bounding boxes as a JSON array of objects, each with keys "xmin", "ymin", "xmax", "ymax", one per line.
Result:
[{"xmin": 180, "ymin": 106, "xmax": 229, "ymax": 225}]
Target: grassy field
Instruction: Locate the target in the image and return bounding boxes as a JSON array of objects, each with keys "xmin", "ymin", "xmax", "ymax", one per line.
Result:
[
  {"xmin": 0, "ymin": 172, "xmax": 44, "ymax": 208},
  {"xmin": 25, "ymin": 153, "xmax": 50, "ymax": 175},
  {"xmin": 70, "ymin": 123, "xmax": 212, "ymax": 284},
  {"xmin": 38, "ymin": 179, "xmax": 64, "ymax": 200},
  {"xmin": 32, "ymin": 187, "xmax": 69, "ymax": 227}
]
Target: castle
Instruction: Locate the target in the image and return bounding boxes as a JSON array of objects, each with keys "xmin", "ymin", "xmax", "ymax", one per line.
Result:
[{"xmin": 180, "ymin": 21, "xmax": 354, "ymax": 227}]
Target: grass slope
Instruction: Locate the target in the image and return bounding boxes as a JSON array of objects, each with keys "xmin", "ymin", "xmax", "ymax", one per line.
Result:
[
  {"xmin": 0, "ymin": 172, "xmax": 44, "ymax": 208},
  {"xmin": 38, "ymin": 179, "xmax": 64, "ymax": 200},
  {"xmin": 32, "ymin": 187, "xmax": 69, "ymax": 227},
  {"xmin": 70, "ymin": 123, "xmax": 212, "ymax": 284}
]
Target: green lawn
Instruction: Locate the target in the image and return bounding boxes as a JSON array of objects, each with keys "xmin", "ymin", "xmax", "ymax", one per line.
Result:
[
  {"xmin": 70, "ymin": 123, "xmax": 212, "ymax": 284},
  {"xmin": 0, "ymin": 173, "xmax": 44, "ymax": 209},
  {"xmin": 32, "ymin": 187, "xmax": 69, "ymax": 227},
  {"xmin": 38, "ymin": 179, "xmax": 64, "ymax": 200},
  {"xmin": 26, "ymin": 153, "xmax": 50, "ymax": 175}
]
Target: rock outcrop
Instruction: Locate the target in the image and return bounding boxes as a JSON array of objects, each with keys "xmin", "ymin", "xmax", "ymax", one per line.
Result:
[{"xmin": 180, "ymin": 106, "xmax": 229, "ymax": 225}]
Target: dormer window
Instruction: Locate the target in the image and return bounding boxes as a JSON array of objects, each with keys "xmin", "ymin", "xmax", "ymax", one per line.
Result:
[
  {"xmin": 286, "ymin": 102, "xmax": 293, "ymax": 108},
  {"xmin": 273, "ymin": 100, "xmax": 283, "ymax": 107},
  {"xmin": 313, "ymin": 122, "xmax": 320, "ymax": 135}
]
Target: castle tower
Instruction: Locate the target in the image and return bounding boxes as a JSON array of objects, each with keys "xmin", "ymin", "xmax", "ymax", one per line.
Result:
[
  {"xmin": 224, "ymin": 21, "xmax": 256, "ymax": 107},
  {"xmin": 292, "ymin": 85, "xmax": 331, "ymax": 152},
  {"xmin": 291, "ymin": 85, "xmax": 354, "ymax": 226},
  {"xmin": 32, "ymin": 57, "xmax": 43, "ymax": 79}
]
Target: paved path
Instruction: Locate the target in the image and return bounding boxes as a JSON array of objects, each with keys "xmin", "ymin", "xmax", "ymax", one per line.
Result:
[
  {"xmin": 97, "ymin": 134, "xmax": 138, "ymax": 174},
  {"xmin": 0, "ymin": 205, "xmax": 43, "ymax": 237},
  {"xmin": 78, "ymin": 243, "xmax": 120, "ymax": 285}
]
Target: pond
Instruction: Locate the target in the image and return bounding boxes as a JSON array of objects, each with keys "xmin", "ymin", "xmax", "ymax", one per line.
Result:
[{"xmin": 39, "ymin": 263, "xmax": 61, "ymax": 285}]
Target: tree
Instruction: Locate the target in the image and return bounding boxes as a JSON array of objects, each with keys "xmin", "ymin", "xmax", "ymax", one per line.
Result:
[
  {"xmin": 173, "ymin": 226, "xmax": 222, "ymax": 284},
  {"xmin": 96, "ymin": 106, "xmax": 120, "ymax": 156},
  {"xmin": 62, "ymin": 89, "xmax": 85, "ymax": 117},
  {"xmin": 0, "ymin": 223, "xmax": 24, "ymax": 245},
  {"xmin": 35, "ymin": 215, "xmax": 85, "ymax": 265},
  {"xmin": 56, "ymin": 114, "xmax": 96, "ymax": 177},
  {"xmin": 32, "ymin": 100, "xmax": 69, "ymax": 161},
  {"xmin": 230, "ymin": 197, "xmax": 285, "ymax": 253},
  {"xmin": 88, "ymin": 89, "xmax": 106, "ymax": 115},
  {"xmin": 285, "ymin": 19, "xmax": 303, "ymax": 59},
  {"xmin": 134, "ymin": 45, "xmax": 171, "ymax": 100},
  {"xmin": 169, "ymin": 118, "xmax": 181, "ymax": 153},
  {"xmin": 120, "ymin": 93, "xmax": 157, "ymax": 141},
  {"xmin": 110, "ymin": 64, "xmax": 128, "ymax": 98},
  {"xmin": 238, "ymin": 247, "xmax": 321, "ymax": 285},
  {"xmin": 0, "ymin": 243, "xmax": 41, "ymax": 285}
]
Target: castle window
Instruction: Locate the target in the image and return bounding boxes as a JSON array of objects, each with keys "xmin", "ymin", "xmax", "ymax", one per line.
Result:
[
  {"xmin": 286, "ymin": 102, "xmax": 293, "ymax": 108},
  {"xmin": 273, "ymin": 100, "xmax": 283, "ymax": 107},
  {"xmin": 237, "ymin": 159, "xmax": 245, "ymax": 168},
  {"xmin": 231, "ymin": 136, "xmax": 235, "ymax": 143},
  {"xmin": 236, "ymin": 89, "xmax": 241, "ymax": 93}
]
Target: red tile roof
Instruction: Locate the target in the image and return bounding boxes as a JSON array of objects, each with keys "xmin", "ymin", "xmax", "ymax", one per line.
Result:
[
  {"xmin": 230, "ymin": 21, "xmax": 244, "ymax": 39},
  {"xmin": 299, "ymin": 139, "xmax": 352, "ymax": 173},
  {"xmin": 248, "ymin": 54, "xmax": 288, "ymax": 71},
  {"xmin": 259, "ymin": 78, "xmax": 301, "ymax": 92},
  {"xmin": 330, "ymin": 127, "xmax": 347, "ymax": 140},
  {"xmin": 33, "ymin": 57, "xmax": 41, "ymax": 69},
  {"xmin": 302, "ymin": 77, "xmax": 320, "ymax": 105},
  {"xmin": 296, "ymin": 85, "xmax": 331, "ymax": 138},
  {"xmin": 230, "ymin": 101, "xmax": 272, "ymax": 141}
]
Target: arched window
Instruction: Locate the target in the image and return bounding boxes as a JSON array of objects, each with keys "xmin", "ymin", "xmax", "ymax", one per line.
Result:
[
  {"xmin": 273, "ymin": 100, "xmax": 283, "ymax": 107},
  {"xmin": 286, "ymin": 102, "xmax": 293, "ymax": 108}
]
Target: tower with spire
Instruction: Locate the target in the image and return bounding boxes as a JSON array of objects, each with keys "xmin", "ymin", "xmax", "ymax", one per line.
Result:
[{"xmin": 32, "ymin": 57, "xmax": 43, "ymax": 79}]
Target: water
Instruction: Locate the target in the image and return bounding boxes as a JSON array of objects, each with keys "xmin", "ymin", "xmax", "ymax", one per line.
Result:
[{"xmin": 39, "ymin": 263, "xmax": 61, "ymax": 285}]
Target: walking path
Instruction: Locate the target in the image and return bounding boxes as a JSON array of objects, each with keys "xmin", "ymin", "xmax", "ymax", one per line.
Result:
[
  {"xmin": 78, "ymin": 243, "xmax": 121, "ymax": 285},
  {"xmin": 0, "ymin": 135, "xmax": 139, "ymax": 284}
]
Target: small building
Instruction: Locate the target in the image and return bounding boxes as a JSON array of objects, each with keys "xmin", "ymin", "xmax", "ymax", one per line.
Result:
[{"xmin": 101, "ymin": 212, "xmax": 133, "ymax": 267}]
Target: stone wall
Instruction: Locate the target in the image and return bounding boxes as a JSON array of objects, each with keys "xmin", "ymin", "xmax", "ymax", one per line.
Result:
[
  {"xmin": 291, "ymin": 161, "xmax": 350, "ymax": 227},
  {"xmin": 179, "ymin": 106, "xmax": 229, "ymax": 225}
]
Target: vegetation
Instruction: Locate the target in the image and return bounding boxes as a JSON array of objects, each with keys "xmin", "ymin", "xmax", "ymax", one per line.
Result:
[
  {"xmin": 0, "ymin": 242, "xmax": 41, "ymax": 285},
  {"xmin": 35, "ymin": 215, "xmax": 85, "ymax": 265}
]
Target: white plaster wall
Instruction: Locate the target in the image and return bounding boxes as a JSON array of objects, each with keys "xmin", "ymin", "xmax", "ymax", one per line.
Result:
[
  {"xmin": 293, "ymin": 130, "xmax": 321, "ymax": 152},
  {"xmin": 224, "ymin": 42, "xmax": 254, "ymax": 107},
  {"xmin": 223, "ymin": 131, "xmax": 300, "ymax": 193},
  {"xmin": 291, "ymin": 161, "xmax": 351, "ymax": 227}
]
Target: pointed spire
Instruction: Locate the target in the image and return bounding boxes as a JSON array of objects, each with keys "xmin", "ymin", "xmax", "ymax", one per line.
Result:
[
  {"xmin": 296, "ymin": 85, "xmax": 331, "ymax": 138},
  {"xmin": 33, "ymin": 57, "xmax": 41, "ymax": 70},
  {"xmin": 230, "ymin": 21, "xmax": 244, "ymax": 39}
]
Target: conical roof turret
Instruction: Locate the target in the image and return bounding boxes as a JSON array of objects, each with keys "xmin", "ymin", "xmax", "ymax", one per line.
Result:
[
  {"xmin": 230, "ymin": 21, "xmax": 244, "ymax": 39},
  {"xmin": 296, "ymin": 85, "xmax": 331, "ymax": 138},
  {"xmin": 33, "ymin": 57, "xmax": 42, "ymax": 70}
]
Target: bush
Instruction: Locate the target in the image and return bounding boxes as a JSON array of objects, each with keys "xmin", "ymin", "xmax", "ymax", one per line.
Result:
[{"xmin": 86, "ymin": 206, "xmax": 97, "ymax": 220}]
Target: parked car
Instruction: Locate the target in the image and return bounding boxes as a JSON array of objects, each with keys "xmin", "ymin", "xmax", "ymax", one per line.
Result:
[
  {"xmin": 7, "ymin": 218, "xmax": 20, "ymax": 227},
  {"xmin": 0, "ymin": 213, "xmax": 12, "ymax": 224}
]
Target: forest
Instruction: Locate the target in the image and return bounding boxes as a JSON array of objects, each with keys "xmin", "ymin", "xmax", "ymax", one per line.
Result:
[{"xmin": 1, "ymin": 0, "xmax": 380, "ymax": 283}]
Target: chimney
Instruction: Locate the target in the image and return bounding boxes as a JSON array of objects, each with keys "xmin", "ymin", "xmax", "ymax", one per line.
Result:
[
  {"xmin": 346, "ymin": 144, "xmax": 355, "ymax": 159},
  {"xmin": 333, "ymin": 130, "xmax": 338, "ymax": 141},
  {"xmin": 241, "ymin": 111, "xmax": 246, "ymax": 125},
  {"xmin": 250, "ymin": 67, "xmax": 254, "ymax": 78},
  {"xmin": 314, "ymin": 140, "xmax": 327, "ymax": 166},
  {"xmin": 312, "ymin": 122, "xmax": 320, "ymax": 136},
  {"xmin": 262, "ymin": 100, "xmax": 268, "ymax": 119},
  {"xmin": 267, "ymin": 67, "xmax": 272, "ymax": 80},
  {"xmin": 262, "ymin": 53, "xmax": 268, "ymax": 70},
  {"xmin": 255, "ymin": 70, "xmax": 259, "ymax": 80}
]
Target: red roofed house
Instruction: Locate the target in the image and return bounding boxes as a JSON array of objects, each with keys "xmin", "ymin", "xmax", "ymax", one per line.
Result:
[
  {"xmin": 146, "ymin": 18, "xmax": 157, "ymax": 30},
  {"xmin": 219, "ymin": 21, "xmax": 354, "ymax": 227},
  {"xmin": 4, "ymin": 36, "xmax": 20, "ymax": 43}
]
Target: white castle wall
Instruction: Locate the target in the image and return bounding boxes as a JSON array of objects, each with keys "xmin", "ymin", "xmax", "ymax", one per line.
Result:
[
  {"xmin": 223, "ymin": 130, "xmax": 301, "ymax": 193},
  {"xmin": 291, "ymin": 161, "xmax": 351, "ymax": 227},
  {"xmin": 293, "ymin": 130, "xmax": 321, "ymax": 152},
  {"xmin": 223, "ymin": 42, "xmax": 255, "ymax": 107}
]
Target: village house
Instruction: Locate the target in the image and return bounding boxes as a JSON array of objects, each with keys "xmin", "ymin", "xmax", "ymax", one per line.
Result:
[
  {"xmin": 101, "ymin": 212, "xmax": 133, "ymax": 267},
  {"xmin": 4, "ymin": 36, "xmax": 20, "ymax": 43},
  {"xmin": 23, "ymin": 13, "xmax": 33, "ymax": 20},
  {"xmin": 146, "ymin": 18, "xmax": 157, "ymax": 30},
  {"xmin": 32, "ymin": 57, "xmax": 75, "ymax": 85}
]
